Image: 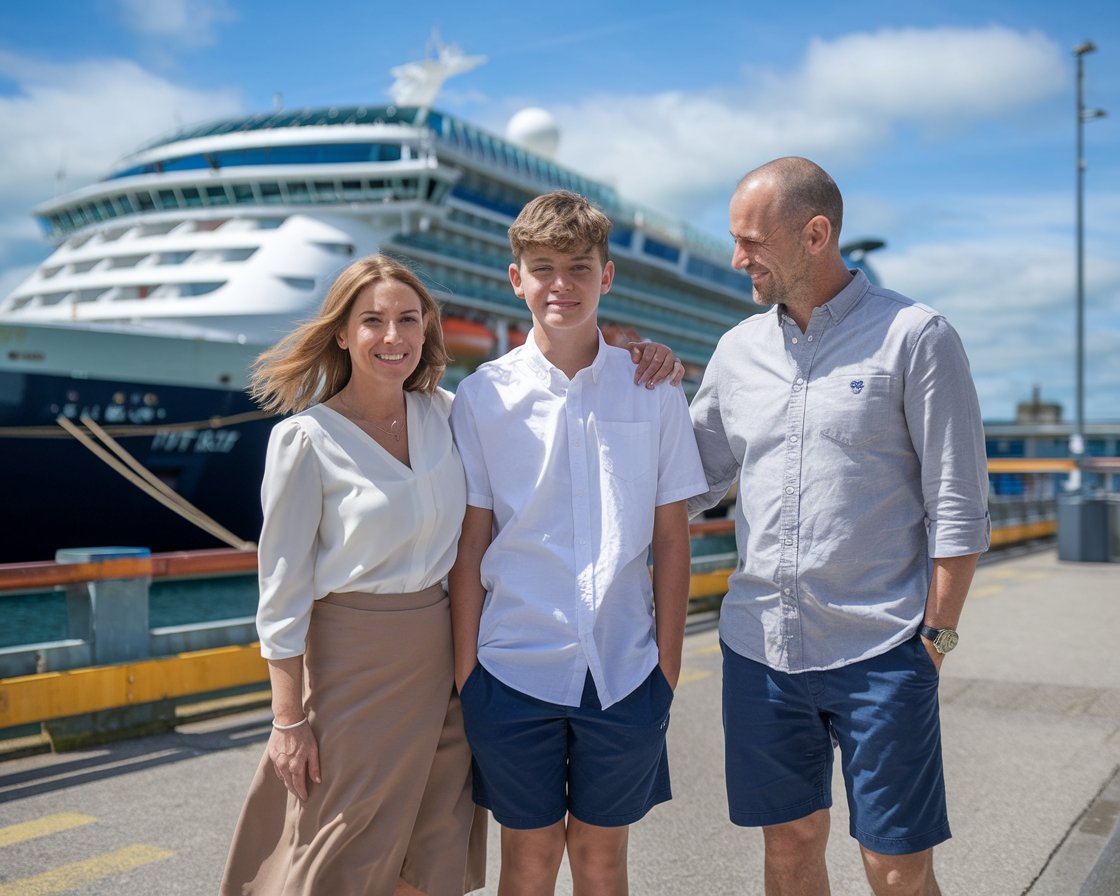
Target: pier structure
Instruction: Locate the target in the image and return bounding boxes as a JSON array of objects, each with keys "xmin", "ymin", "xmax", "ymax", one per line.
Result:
[{"xmin": 0, "ymin": 546, "xmax": 1117, "ymax": 894}]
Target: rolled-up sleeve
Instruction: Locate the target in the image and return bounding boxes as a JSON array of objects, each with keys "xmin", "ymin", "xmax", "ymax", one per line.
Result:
[
  {"xmin": 904, "ymin": 316, "xmax": 991, "ymax": 557},
  {"xmin": 256, "ymin": 420, "xmax": 323, "ymax": 658}
]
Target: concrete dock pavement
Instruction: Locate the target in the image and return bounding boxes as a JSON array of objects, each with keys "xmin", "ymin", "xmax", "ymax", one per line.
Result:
[{"xmin": 0, "ymin": 546, "xmax": 1117, "ymax": 894}]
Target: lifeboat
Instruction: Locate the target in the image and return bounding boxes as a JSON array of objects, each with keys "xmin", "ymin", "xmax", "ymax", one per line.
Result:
[
  {"xmin": 601, "ymin": 324, "xmax": 641, "ymax": 348},
  {"xmin": 442, "ymin": 316, "xmax": 496, "ymax": 360},
  {"xmin": 506, "ymin": 325, "xmax": 528, "ymax": 348}
]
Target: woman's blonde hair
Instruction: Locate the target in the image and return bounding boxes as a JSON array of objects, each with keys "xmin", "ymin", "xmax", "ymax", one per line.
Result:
[{"xmin": 250, "ymin": 255, "xmax": 448, "ymax": 414}]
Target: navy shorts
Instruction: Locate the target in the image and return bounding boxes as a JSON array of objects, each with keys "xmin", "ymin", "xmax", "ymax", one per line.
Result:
[
  {"xmin": 459, "ymin": 663, "xmax": 673, "ymax": 829},
  {"xmin": 721, "ymin": 634, "xmax": 950, "ymax": 855}
]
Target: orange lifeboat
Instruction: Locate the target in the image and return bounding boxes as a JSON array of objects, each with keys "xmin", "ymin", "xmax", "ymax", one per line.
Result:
[
  {"xmin": 506, "ymin": 325, "xmax": 528, "ymax": 348},
  {"xmin": 442, "ymin": 316, "xmax": 496, "ymax": 360},
  {"xmin": 601, "ymin": 324, "xmax": 641, "ymax": 348}
]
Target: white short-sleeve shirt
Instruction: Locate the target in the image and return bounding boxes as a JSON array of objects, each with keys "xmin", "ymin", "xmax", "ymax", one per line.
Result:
[
  {"xmin": 450, "ymin": 331, "xmax": 707, "ymax": 708},
  {"xmin": 256, "ymin": 389, "xmax": 466, "ymax": 658}
]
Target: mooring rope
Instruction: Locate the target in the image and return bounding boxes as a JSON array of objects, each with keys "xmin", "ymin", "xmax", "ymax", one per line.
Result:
[
  {"xmin": 0, "ymin": 408, "xmax": 274, "ymax": 439},
  {"xmin": 54, "ymin": 414, "xmax": 256, "ymax": 551}
]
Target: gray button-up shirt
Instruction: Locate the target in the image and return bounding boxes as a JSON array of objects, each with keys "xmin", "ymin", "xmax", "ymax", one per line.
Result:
[{"xmin": 689, "ymin": 270, "xmax": 990, "ymax": 672}]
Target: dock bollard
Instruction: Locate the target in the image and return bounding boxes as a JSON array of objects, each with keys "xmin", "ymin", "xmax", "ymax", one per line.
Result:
[{"xmin": 45, "ymin": 547, "xmax": 176, "ymax": 750}]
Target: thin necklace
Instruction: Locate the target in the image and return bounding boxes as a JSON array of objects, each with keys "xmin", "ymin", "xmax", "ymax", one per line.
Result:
[{"xmin": 338, "ymin": 393, "xmax": 405, "ymax": 442}]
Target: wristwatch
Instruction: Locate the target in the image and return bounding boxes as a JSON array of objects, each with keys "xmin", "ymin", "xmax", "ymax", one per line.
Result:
[{"xmin": 919, "ymin": 624, "xmax": 959, "ymax": 654}]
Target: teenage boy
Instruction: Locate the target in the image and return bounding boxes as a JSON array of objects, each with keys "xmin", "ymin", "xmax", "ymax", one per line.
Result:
[{"xmin": 448, "ymin": 190, "xmax": 706, "ymax": 895}]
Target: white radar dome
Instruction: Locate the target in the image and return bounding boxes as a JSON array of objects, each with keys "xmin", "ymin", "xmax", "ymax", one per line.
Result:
[{"xmin": 506, "ymin": 107, "xmax": 560, "ymax": 159}]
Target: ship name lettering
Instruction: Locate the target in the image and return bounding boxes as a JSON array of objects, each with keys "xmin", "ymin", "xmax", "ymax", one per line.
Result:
[{"xmin": 152, "ymin": 429, "xmax": 240, "ymax": 454}]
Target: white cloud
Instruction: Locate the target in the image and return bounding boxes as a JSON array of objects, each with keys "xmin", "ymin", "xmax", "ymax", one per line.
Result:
[
  {"xmin": 0, "ymin": 50, "xmax": 242, "ymax": 270},
  {"xmin": 116, "ymin": 0, "xmax": 236, "ymax": 48},
  {"xmin": 794, "ymin": 26, "xmax": 1066, "ymax": 121},
  {"xmin": 551, "ymin": 26, "xmax": 1067, "ymax": 219}
]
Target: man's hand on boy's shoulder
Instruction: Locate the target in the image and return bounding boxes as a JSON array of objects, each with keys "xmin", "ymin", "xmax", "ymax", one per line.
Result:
[{"xmin": 629, "ymin": 341, "xmax": 685, "ymax": 389}]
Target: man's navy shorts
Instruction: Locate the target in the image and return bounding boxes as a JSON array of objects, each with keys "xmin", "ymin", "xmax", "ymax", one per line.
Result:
[
  {"xmin": 459, "ymin": 663, "xmax": 673, "ymax": 829},
  {"xmin": 721, "ymin": 633, "xmax": 951, "ymax": 855}
]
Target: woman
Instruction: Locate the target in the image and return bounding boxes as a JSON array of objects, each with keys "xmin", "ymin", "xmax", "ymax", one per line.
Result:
[{"xmin": 220, "ymin": 255, "xmax": 486, "ymax": 896}]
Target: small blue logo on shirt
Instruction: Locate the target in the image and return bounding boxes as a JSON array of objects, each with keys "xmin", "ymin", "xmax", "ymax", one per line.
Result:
[{"xmin": 849, "ymin": 380, "xmax": 864, "ymax": 394}]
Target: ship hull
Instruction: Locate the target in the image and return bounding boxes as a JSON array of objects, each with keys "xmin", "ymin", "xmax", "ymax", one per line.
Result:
[{"xmin": 1, "ymin": 362, "xmax": 274, "ymax": 563}]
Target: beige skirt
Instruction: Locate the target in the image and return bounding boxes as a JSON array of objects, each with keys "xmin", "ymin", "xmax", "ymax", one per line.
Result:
[{"xmin": 220, "ymin": 586, "xmax": 487, "ymax": 896}]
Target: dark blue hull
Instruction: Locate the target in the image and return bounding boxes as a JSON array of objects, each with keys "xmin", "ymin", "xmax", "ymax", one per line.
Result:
[{"xmin": 0, "ymin": 370, "xmax": 276, "ymax": 562}]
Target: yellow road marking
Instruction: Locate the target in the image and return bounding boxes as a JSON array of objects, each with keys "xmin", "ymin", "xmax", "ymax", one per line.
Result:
[
  {"xmin": 969, "ymin": 584, "xmax": 1005, "ymax": 599},
  {"xmin": 678, "ymin": 669, "xmax": 711, "ymax": 686},
  {"xmin": 0, "ymin": 844, "xmax": 174, "ymax": 896},
  {"xmin": 0, "ymin": 813, "xmax": 96, "ymax": 848}
]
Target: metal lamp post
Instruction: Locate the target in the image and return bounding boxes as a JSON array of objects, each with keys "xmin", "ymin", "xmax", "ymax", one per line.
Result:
[{"xmin": 1071, "ymin": 41, "xmax": 1106, "ymax": 490}]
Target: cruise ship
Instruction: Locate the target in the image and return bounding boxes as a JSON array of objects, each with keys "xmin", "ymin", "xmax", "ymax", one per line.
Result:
[{"xmin": 0, "ymin": 41, "xmax": 880, "ymax": 562}]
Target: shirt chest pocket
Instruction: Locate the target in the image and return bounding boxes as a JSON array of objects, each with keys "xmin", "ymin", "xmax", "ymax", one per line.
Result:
[
  {"xmin": 598, "ymin": 421, "xmax": 654, "ymax": 482},
  {"xmin": 816, "ymin": 374, "xmax": 891, "ymax": 447}
]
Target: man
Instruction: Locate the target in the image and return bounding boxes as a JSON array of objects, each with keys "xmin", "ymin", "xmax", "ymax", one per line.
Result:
[{"xmin": 690, "ymin": 157, "xmax": 990, "ymax": 896}]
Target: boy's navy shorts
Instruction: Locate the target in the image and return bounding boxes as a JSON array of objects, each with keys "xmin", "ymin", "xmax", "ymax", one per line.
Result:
[
  {"xmin": 459, "ymin": 663, "xmax": 673, "ymax": 829},
  {"xmin": 721, "ymin": 633, "xmax": 951, "ymax": 855}
]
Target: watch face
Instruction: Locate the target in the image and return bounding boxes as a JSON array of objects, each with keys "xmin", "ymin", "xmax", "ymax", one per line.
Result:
[{"xmin": 934, "ymin": 629, "xmax": 959, "ymax": 653}]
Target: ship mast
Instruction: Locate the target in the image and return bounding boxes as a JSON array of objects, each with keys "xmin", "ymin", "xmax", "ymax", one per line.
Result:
[{"xmin": 388, "ymin": 32, "xmax": 486, "ymax": 125}]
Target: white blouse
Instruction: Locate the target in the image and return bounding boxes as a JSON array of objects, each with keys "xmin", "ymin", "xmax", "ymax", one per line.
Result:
[{"xmin": 255, "ymin": 388, "xmax": 466, "ymax": 659}]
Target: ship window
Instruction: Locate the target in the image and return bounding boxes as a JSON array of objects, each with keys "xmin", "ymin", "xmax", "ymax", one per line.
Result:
[
  {"xmin": 117, "ymin": 195, "xmax": 135, "ymax": 214},
  {"xmin": 179, "ymin": 282, "xmax": 223, "ymax": 297},
  {"xmin": 72, "ymin": 260, "xmax": 98, "ymax": 273},
  {"xmin": 259, "ymin": 182, "xmax": 283, "ymax": 203},
  {"xmin": 159, "ymin": 251, "xmax": 192, "ymax": 265},
  {"xmin": 40, "ymin": 292, "xmax": 66, "ymax": 306},
  {"xmin": 205, "ymin": 185, "xmax": 231, "ymax": 205},
  {"xmin": 136, "ymin": 192, "xmax": 155, "ymax": 211},
  {"xmin": 157, "ymin": 189, "xmax": 178, "ymax": 209},
  {"xmin": 642, "ymin": 238, "xmax": 680, "ymax": 264},
  {"xmin": 257, "ymin": 218, "xmax": 285, "ymax": 229},
  {"xmin": 313, "ymin": 181, "xmax": 337, "ymax": 200},
  {"xmin": 222, "ymin": 247, "xmax": 256, "ymax": 261},
  {"xmin": 279, "ymin": 276, "xmax": 315, "ymax": 291},
  {"xmin": 140, "ymin": 221, "xmax": 177, "ymax": 237},
  {"xmin": 286, "ymin": 181, "xmax": 310, "ymax": 201},
  {"xmin": 233, "ymin": 184, "xmax": 255, "ymax": 203},
  {"xmin": 108, "ymin": 255, "xmax": 146, "ymax": 269},
  {"xmin": 181, "ymin": 186, "xmax": 203, "ymax": 207},
  {"xmin": 610, "ymin": 227, "xmax": 634, "ymax": 248},
  {"xmin": 313, "ymin": 242, "xmax": 354, "ymax": 257},
  {"xmin": 341, "ymin": 180, "xmax": 363, "ymax": 199},
  {"xmin": 195, "ymin": 219, "xmax": 228, "ymax": 231}
]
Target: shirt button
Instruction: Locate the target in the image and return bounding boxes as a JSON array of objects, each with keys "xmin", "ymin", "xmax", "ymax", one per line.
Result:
[
  {"xmin": 784, "ymin": 538, "xmax": 793, "ymax": 546},
  {"xmin": 789, "ymin": 435, "xmax": 799, "ymax": 443},
  {"xmin": 792, "ymin": 385, "xmax": 802, "ymax": 392},
  {"xmin": 807, "ymin": 335, "xmax": 814, "ymax": 342},
  {"xmin": 791, "ymin": 337, "xmax": 799, "ymax": 344},
  {"xmin": 785, "ymin": 486, "xmax": 794, "ymax": 494},
  {"xmin": 783, "ymin": 588, "xmax": 792, "ymax": 596},
  {"xmin": 795, "ymin": 378, "xmax": 804, "ymax": 385}
]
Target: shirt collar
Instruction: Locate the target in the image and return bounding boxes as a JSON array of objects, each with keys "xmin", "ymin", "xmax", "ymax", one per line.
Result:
[
  {"xmin": 522, "ymin": 327, "xmax": 609, "ymax": 385},
  {"xmin": 777, "ymin": 269, "xmax": 869, "ymax": 328}
]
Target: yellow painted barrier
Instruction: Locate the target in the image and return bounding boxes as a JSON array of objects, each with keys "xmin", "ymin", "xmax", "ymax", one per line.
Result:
[
  {"xmin": 989, "ymin": 518, "xmax": 1058, "ymax": 547},
  {"xmin": 0, "ymin": 644, "xmax": 267, "ymax": 729}
]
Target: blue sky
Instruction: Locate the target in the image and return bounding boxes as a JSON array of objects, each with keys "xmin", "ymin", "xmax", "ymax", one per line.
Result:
[{"xmin": 1, "ymin": 0, "xmax": 1118, "ymax": 422}]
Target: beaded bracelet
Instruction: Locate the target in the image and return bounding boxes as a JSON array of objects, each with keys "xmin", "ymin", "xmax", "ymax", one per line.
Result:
[{"xmin": 272, "ymin": 716, "xmax": 309, "ymax": 731}]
